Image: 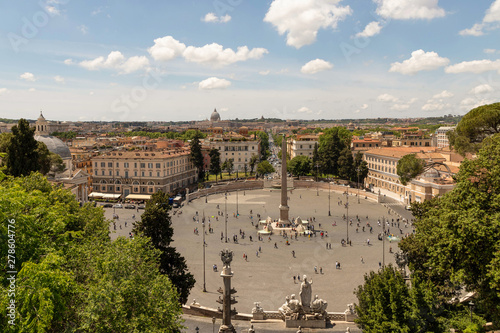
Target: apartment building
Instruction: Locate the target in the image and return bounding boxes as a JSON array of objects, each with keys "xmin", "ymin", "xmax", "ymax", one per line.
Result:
[
  {"xmin": 91, "ymin": 148, "xmax": 197, "ymax": 199},
  {"xmin": 288, "ymin": 135, "xmax": 319, "ymax": 159},
  {"xmin": 435, "ymin": 126, "xmax": 455, "ymax": 148},
  {"xmin": 208, "ymin": 138, "xmax": 260, "ymax": 172}
]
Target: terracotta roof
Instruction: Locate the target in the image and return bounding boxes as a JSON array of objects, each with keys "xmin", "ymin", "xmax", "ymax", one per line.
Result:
[{"xmin": 94, "ymin": 149, "xmax": 190, "ymax": 159}]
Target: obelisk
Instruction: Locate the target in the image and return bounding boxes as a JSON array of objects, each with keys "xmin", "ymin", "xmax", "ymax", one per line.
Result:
[{"xmin": 279, "ymin": 134, "xmax": 289, "ymax": 223}]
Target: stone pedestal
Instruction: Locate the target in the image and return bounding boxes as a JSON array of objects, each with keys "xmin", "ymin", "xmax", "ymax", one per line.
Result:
[{"xmin": 285, "ymin": 318, "xmax": 326, "ymax": 328}]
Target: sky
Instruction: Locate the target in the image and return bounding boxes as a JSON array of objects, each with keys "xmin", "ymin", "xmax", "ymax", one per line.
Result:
[{"xmin": 0, "ymin": 0, "xmax": 500, "ymax": 122}]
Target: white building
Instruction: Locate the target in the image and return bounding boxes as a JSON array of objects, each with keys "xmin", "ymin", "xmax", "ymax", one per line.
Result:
[
  {"xmin": 435, "ymin": 126, "xmax": 455, "ymax": 148},
  {"xmin": 288, "ymin": 135, "xmax": 319, "ymax": 159},
  {"xmin": 208, "ymin": 138, "xmax": 260, "ymax": 172}
]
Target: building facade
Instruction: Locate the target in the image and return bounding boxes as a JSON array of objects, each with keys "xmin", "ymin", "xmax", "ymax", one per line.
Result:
[
  {"xmin": 91, "ymin": 148, "xmax": 197, "ymax": 198},
  {"xmin": 208, "ymin": 139, "xmax": 260, "ymax": 172},
  {"xmin": 288, "ymin": 135, "xmax": 319, "ymax": 159},
  {"xmin": 363, "ymin": 147, "xmax": 455, "ymax": 204},
  {"xmin": 435, "ymin": 126, "xmax": 455, "ymax": 148}
]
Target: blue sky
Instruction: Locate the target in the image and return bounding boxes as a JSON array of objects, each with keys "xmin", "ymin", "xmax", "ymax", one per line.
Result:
[{"xmin": 1, "ymin": 0, "xmax": 500, "ymax": 122}]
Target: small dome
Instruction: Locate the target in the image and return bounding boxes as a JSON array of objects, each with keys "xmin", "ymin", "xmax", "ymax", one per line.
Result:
[
  {"xmin": 422, "ymin": 168, "xmax": 440, "ymax": 179},
  {"xmin": 35, "ymin": 135, "xmax": 71, "ymax": 159},
  {"xmin": 37, "ymin": 111, "xmax": 46, "ymax": 122},
  {"xmin": 210, "ymin": 109, "xmax": 221, "ymax": 122}
]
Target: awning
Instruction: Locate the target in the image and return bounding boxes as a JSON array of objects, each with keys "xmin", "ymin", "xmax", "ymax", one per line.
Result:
[
  {"xmin": 125, "ymin": 194, "xmax": 152, "ymax": 200},
  {"xmin": 88, "ymin": 192, "xmax": 104, "ymax": 198},
  {"xmin": 102, "ymin": 194, "xmax": 121, "ymax": 199}
]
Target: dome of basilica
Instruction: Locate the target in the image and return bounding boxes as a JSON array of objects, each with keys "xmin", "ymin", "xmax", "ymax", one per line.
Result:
[
  {"xmin": 210, "ymin": 108, "xmax": 221, "ymax": 122},
  {"xmin": 34, "ymin": 135, "xmax": 71, "ymax": 159}
]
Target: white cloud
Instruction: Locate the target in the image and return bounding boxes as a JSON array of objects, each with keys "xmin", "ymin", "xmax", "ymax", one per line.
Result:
[
  {"xmin": 301, "ymin": 59, "xmax": 333, "ymax": 74},
  {"xmin": 202, "ymin": 12, "xmax": 231, "ymax": 23},
  {"xmin": 459, "ymin": 23, "xmax": 484, "ymax": 36},
  {"xmin": 78, "ymin": 25, "xmax": 89, "ymax": 35},
  {"xmin": 79, "ymin": 51, "xmax": 149, "ymax": 73},
  {"xmin": 445, "ymin": 59, "xmax": 500, "ymax": 74},
  {"xmin": 64, "ymin": 59, "xmax": 73, "ymax": 65},
  {"xmin": 374, "ymin": 0, "xmax": 446, "ymax": 20},
  {"xmin": 259, "ymin": 70, "xmax": 270, "ymax": 76},
  {"xmin": 54, "ymin": 75, "xmax": 65, "ymax": 83},
  {"xmin": 460, "ymin": 97, "xmax": 495, "ymax": 110},
  {"xmin": 377, "ymin": 93, "xmax": 399, "ymax": 103},
  {"xmin": 28, "ymin": 88, "xmax": 36, "ymax": 92},
  {"xmin": 297, "ymin": 106, "xmax": 313, "ymax": 113},
  {"xmin": 199, "ymin": 77, "xmax": 231, "ymax": 90},
  {"xmin": 183, "ymin": 43, "xmax": 268, "ymax": 67},
  {"xmin": 389, "ymin": 50, "xmax": 449, "ymax": 75},
  {"xmin": 484, "ymin": 48, "xmax": 498, "ymax": 54},
  {"xmin": 460, "ymin": 0, "xmax": 500, "ymax": 36},
  {"xmin": 45, "ymin": 5, "xmax": 60, "ymax": 15},
  {"xmin": 483, "ymin": 0, "xmax": 500, "ymax": 23},
  {"xmin": 408, "ymin": 97, "xmax": 418, "ymax": 104},
  {"xmin": 391, "ymin": 104, "xmax": 410, "ymax": 110},
  {"xmin": 470, "ymin": 84, "xmax": 494, "ymax": 95},
  {"xmin": 264, "ymin": 0, "xmax": 352, "ymax": 49},
  {"xmin": 432, "ymin": 90, "xmax": 454, "ymax": 99},
  {"xmin": 0, "ymin": 88, "xmax": 8, "ymax": 96},
  {"xmin": 20, "ymin": 72, "xmax": 36, "ymax": 82},
  {"xmin": 355, "ymin": 21, "xmax": 382, "ymax": 38},
  {"xmin": 422, "ymin": 103, "xmax": 451, "ymax": 111},
  {"xmin": 360, "ymin": 103, "xmax": 369, "ymax": 109},
  {"xmin": 148, "ymin": 36, "xmax": 186, "ymax": 62}
]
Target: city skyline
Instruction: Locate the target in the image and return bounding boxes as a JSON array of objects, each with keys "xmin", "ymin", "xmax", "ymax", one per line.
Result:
[{"xmin": 1, "ymin": 0, "xmax": 500, "ymax": 122}]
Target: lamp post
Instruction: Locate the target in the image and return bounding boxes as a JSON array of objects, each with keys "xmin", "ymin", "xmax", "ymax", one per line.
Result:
[
  {"xmin": 356, "ymin": 167, "xmax": 361, "ymax": 204},
  {"xmin": 346, "ymin": 188, "xmax": 349, "ymax": 243},
  {"xmin": 316, "ymin": 163, "xmax": 319, "ymax": 196},
  {"xmin": 224, "ymin": 191, "xmax": 228, "ymax": 243},
  {"xmin": 212, "ymin": 316, "xmax": 216, "ymax": 333},
  {"xmin": 236, "ymin": 189, "xmax": 239, "ymax": 216},
  {"xmin": 328, "ymin": 180, "xmax": 331, "ymax": 216},
  {"xmin": 202, "ymin": 211, "xmax": 206, "ymax": 292},
  {"xmin": 469, "ymin": 301, "xmax": 475, "ymax": 323}
]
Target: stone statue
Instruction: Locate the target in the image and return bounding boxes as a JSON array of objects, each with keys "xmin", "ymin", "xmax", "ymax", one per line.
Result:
[
  {"xmin": 311, "ymin": 295, "xmax": 328, "ymax": 315},
  {"xmin": 252, "ymin": 302, "xmax": 263, "ymax": 314},
  {"xmin": 345, "ymin": 303, "xmax": 356, "ymax": 315},
  {"xmin": 220, "ymin": 249, "xmax": 233, "ymax": 267},
  {"xmin": 289, "ymin": 294, "xmax": 300, "ymax": 313},
  {"xmin": 279, "ymin": 296, "xmax": 293, "ymax": 317},
  {"xmin": 299, "ymin": 275, "xmax": 313, "ymax": 310}
]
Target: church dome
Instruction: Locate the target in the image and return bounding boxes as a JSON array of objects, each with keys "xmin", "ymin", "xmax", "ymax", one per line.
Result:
[
  {"xmin": 35, "ymin": 135, "xmax": 71, "ymax": 159},
  {"xmin": 210, "ymin": 108, "xmax": 221, "ymax": 122}
]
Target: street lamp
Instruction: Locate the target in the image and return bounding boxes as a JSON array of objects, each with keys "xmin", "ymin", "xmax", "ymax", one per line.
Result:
[
  {"xmin": 316, "ymin": 163, "xmax": 319, "ymax": 196},
  {"xmin": 202, "ymin": 211, "xmax": 206, "ymax": 292},
  {"xmin": 224, "ymin": 191, "xmax": 228, "ymax": 243},
  {"xmin": 328, "ymin": 180, "xmax": 331, "ymax": 216},
  {"xmin": 236, "ymin": 189, "xmax": 239, "ymax": 216},
  {"xmin": 356, "ymin": 167, "xmax": 361, "ymax": 204},
  {"xmin": 469, "ymin": 301, "xmax": 475, "ymax": 323},
  {"xmin": 212, "ymin": 316, "xmax": 216, "ymax": 333},
  {"xmin": 346, "ymin": 188, "xmax": 349, "ymax": 243}
]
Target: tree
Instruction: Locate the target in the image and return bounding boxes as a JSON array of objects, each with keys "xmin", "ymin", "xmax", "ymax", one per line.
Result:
[
  {"xmin": 255, "ymin": 131, "xmax": 270, "ymax": 160},
  {"xmin": 5, "ymin": 118, "xmax": 40, "ymax": 177},
  {"xmin": 256, "ymin": 160, "xmax": 275, "ymax": 176},
  {"xmin": 396, "ymin": 154, "xmax": 425, "ymax": 186},
  {"xmin": 312, "ymin": 142, "xmax": 319, "ymax": 168},
  {"xmin": 353, "ymin": 151, "xmax": 369, "ymax": 185},
  {"xmin": 222, "ymin": 159, "xmax": 234, "ymax": 176},
  {"xmin": 355, "ymin": 265, "xmax": 442, "ymax": 332},
  {"xmin": 189, "ymin": 131, "xmax": 205, "ymax": 180},
  {"xmin": 338, "ymin": 147, "xmax": 354, "ymax": 181},
  {"xmin": 36, "ymin": 142, "xmax": 66, "ymax": 176},
  {"xmin": 399, "ymin": 133, "xmax": 500, "ymax": 326},
  {"xmin": 249, "ymin": 155, "xmax": 258, "ymax": 175},
  {"xmin": 244, "ymin": 163, "xmax": 248, "ymax": 176},
  {"xmin": 132, "ymin": 191, "xmax": 195, "ymax": 304},
  {"xmin": 318, "ymin": 127, "xmax": 352, "ymax": 176},
  {"xmin": 209, "ymin": 148, "xmax": 221, "ymax": 183},
  {"xmin": 448, "ymin": 102, "xmax": 500, "ymax": 155},
  {"xmin": 288, "ymin": 155, "xmax": 312, "ymax": 177}
]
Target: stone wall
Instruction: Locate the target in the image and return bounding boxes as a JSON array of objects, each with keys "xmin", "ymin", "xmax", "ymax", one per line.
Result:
[
  {"xmin": 187, "ymin": 180, "xmax": 264, "ymax": 202},
  {"xmin": 293, "ymin": 180, "xmax": 380, "ymax": 203}
]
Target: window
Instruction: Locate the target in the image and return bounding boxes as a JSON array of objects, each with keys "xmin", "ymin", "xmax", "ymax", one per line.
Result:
[
  {"xmin": 109, "ymin": 170, "xmax": 112, "ymax": 176},
  {"xmin": 108, "ymin": 162, "xmax": 112, "ymax": 167},
  {"xmin": 116, "ymin": 171, "xmax": 120, "ymax": 176},
  {"xmin": 101, "ymin": 162, "xmax": 105, "ymax": 167},
  {"xmin": 140, "ymin": 163, "xmax": 145, "ymax": 168},
  {"xmin": 116, "ymin": 186, "xmax": 120, "ymax": 191},
  {"xmin": 156, "ymin": 163, "xmax": 161, "ymax": 168},
  {"xmin": 125, "ymin": 171, "xmax": 128, "ymax": 178},
  {"xmin": 116, "ymin": 162, "xmax": 119, "ymax": 167},
  {"xmin": 149, "ymin": 187, "xmax": 153, "ymax": 193},
  {"xmin": 94, "ymin": 162, "xmax": 97, "ymax": 167},
  {"xmin": 141, "ymin": 171, "xmax": 145, "ymax": 177},
  {"xmin": 148, "ymin": 163, "xmax": 153, "ymax": 168},
  {"xmin": 124, "ymin": 162, "xmax": 129, "ymax": 168},
  {"xmin": 102, "ymin": 170, "xmax": 105, "ymax": 176},
  {"xmin": 108, "ymin": 186, "xmax": 113, "ymax": 191},
  {"xmin": 94, "ymin": 170, "xmax": 97, "ymax": 176},
  {"xmin": 149, "ymin": 172, "xmax": 152, "ymax": 177},
  {"xmin": 157, "ymin": 172, "xmax": 160, "ymax": 177},
  {"xmin": 134, "ymin": 171, "xmax": 138, "ymax": 177},
  {"xmin": 134, "ymin": 162, "xmax": 137, "ymax": 168},
  {"xmin": 94, "ymin": 185, "xmax": 99, "ymax": 191}
]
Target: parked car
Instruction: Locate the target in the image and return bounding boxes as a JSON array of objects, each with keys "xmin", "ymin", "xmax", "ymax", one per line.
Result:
[
  {"xmin": 102, "ymin": 203, "xmax": 113, "ymax": 208},
  {"xmin": 125, "ymin": 204, "xmax": 136, "ymax": 209},
  {"xmin": 113, "ymin": 204, "xmax": 123, "ymax": 209},
  {"xmin": 138, "ymin": 204, "xmax": 146, "ymax": 209}
]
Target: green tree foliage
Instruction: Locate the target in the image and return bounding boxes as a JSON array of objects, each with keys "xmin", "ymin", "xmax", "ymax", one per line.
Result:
[
  {"xmin": 0, "ymin": 132, "xmax": 13, "ymax": 152},
  {"xmin": 249, "ymin": 155, "xmax": 259, "ymax": 175},
  {"xmin": 209, "ymin": 148, "xmax": 221, "ymax": 182},
  {"xmin": 355, "ymin": 265, "xmax": 442, "ymax": 332},
  {"xmin": 399, "ymin": 133, "xmax": 500, "ymax": 326},
  {"xmin": 353, "ymin": 151, "xmax": 369, "ymax": 185},
  {"xmin": 256, "ymin": 160, "xmax": 275, "ymax": 176},
  {"xmin": 288, "ymin": 155, "xmax": 312, "ymax": 176},
  {"xmin": 448, "ymin": 102, "xmax": 500, "ymax": 155},
  {"xmin": 182, "ymin": 129, "xmax": 206, "ymax": 141},
  {"xmin": 222, "ymin": 159, "xmax": 234, "ymax": 176},
  {"xmin": 312, "ymin": 142, "xmax": 319, "ymax": 167},
  {"xmin": 273, "ymin": 134, "xmax": 283, "ymax": 148},
  {"xmin": 189, "ymin": 131, "xmax": 204, "ymax": 180},
  {"xmin": 396, "ymin": 154, "xmax": 425, "ymax": 185},
  {"xmin": 255, "ymin": 131, "xmax": 270, "ymax": 160},
  {"xmin": 338, "ymin": 147, "xmax": 354, "ymax": 181},
  {"xmin": 50, "ymin": 131, "xmax": 78, "ymax": 140},
  {"xmin": 5, "ymin": 118, "xmax": 40, "ymax": 177},
  {"xmin": 132, "ymin": 191, "xmax": 195, "ymax": 305},
  {"xmin": 0, "ymin": 173, "xmax": 184, "ymax": 331},
  {"xmin": 317, "ymin": 127, "xmax": 352, "ymax": 176}
]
